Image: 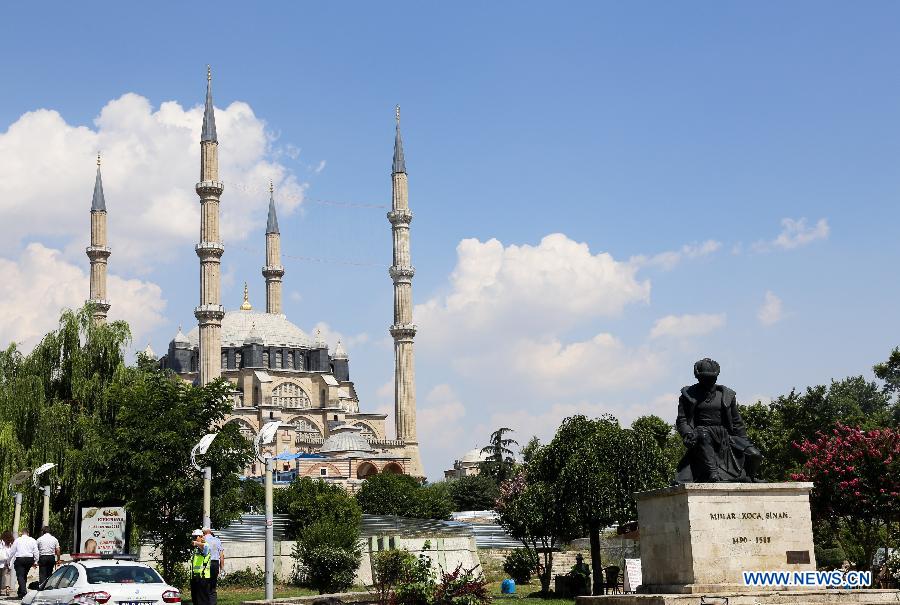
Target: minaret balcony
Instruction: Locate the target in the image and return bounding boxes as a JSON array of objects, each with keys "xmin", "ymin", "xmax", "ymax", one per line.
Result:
[
  {"xmin": 195, "ymin": 180, "xmax": 224, "ymax": 196},
  {"xmin": 262, "ymin": 265, "xmax": 285, "ymax": 279},
  {"xmin": 194, "ymin": 304, "xmax": 225, "ymax": 323},
  {"xmin": 387, "ymin": 209, "xmax": 413, "ymax": 225},
  {"xmin": 85, "ymin": 246, "xmax": 111, "ymax": 261},
  {"xmin": 389, "ymin": 266, "xmax": 415, "ymax": 283},
  {"xmin": 389, "ymin": 323, "xmax": 418, "ymax": 341},
  {"xmin": 195, "ymin": 242, "xmax": 225, "ymax": 258},
  {"xmin": 85, "ymin": 299, "xmax": 111, "ymax": 313}
]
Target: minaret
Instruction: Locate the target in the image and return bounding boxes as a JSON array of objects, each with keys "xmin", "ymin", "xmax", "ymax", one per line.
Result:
[
  {"xmin": 262, "ymin": 181, "xmax": 285, "ymax": 314},
  {"xmin": 86, "ymin": 153, "xmax": 111, "ymax": 324},
  {"xmin": 388, "ymin": 106, "xmax": 424, "ymax": 478},
  {"xmin": 194, "ymin": 66, "xmax": 225, "ymax": 385}
]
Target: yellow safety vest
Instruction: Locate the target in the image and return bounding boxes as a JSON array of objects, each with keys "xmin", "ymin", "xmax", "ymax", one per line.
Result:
[{"xmin": 191, "ymin": 547, "xmax": 211, "ymax": 579}]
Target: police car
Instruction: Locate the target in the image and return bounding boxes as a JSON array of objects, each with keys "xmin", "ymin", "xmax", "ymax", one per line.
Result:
[{"xmin": 22, "ymin": 556, "xmax": 181, "ymax": 605}]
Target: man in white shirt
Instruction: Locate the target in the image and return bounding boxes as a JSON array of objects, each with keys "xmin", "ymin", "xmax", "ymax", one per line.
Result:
[
  {"xmin": 8, "ymin": 529, "xmax": 38, "ymax": 598},
  {"xmin": 36, "ymin": 526, "xmax": 60, "ymax": 584},
  {"xmin": 203, "ymin": 528, "xmax": 224, "ymax": 605}
]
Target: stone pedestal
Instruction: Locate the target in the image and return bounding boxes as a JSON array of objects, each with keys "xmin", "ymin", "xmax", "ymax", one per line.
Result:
[{"xmin": 636, "ymin": 482, "xmax": 816, "ymax": 594}]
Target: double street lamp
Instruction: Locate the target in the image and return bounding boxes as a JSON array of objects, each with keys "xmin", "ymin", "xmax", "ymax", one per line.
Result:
[
  {"xmin": 33, "ymin": 463, "xmax": 57, "ymax": 528},
  {"xmin": 8, "ymin": 470, "xmax": 30, "ymax": 536}
]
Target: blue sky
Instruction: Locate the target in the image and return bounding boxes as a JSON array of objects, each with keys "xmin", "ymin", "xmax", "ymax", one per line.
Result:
[{"xmin": 1, "ymin": 2, "xmax": 900, "ymax": 479}]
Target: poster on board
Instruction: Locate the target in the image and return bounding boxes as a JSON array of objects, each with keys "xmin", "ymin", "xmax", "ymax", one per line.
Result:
[
  {"xmin": 623, "ymin": 558, "xmax": 642, "ymax": 593},
  {"xmin": 75, "ymin": 502, "xmax": 129, "ymax": 554}
]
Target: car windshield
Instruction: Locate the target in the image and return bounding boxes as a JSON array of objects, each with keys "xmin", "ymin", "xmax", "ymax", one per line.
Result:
[{"xmin": 85, "ymin": 566, "xmax": 163, "ymax": 584}]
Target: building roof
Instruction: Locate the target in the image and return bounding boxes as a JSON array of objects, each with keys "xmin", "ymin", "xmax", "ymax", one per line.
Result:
[
  {"xmin": 266, "ymin": 183, "xmax": 279, "ymax": 234},
  {"xmin": 393, "ymin": 105, "xmax": 406, "ymax": 174},
  {"xmin": 91, "ymin": 161, "xmax": 106, "ymax": 212},
  {"xmin": 320, "ymin": 425, "xmax": 373, "ymax": 454},
  {"xmin": 201, "ymin": 66, "xmax": 217, "ymax": 143},
  {"xmin": 173, "ymin": 326, "xmax": 191, "ymax": 348},
  {"xmin": 460, "ymin": 448, "xmax": 489, "ymax": 464},
  {"xmin": 332, "ymin": 339, "xmax": 348, "ymax": 360},
  {"xmin": 185, "ymin": 310, "xmax": 314, "ymax": 348}
]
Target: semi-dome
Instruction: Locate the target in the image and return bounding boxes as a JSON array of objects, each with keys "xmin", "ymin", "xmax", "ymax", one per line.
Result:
[
  {"xmin": 186, "ymin": 310, "xmax": 315, "ymax": 348},
  {"xmin": 320, "ymin": 425, "xmax": 373, "ymax": 454}
]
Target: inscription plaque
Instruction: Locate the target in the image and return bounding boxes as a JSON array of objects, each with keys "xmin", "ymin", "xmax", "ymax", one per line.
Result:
[{"xmin": 786, "ymin": 550, "xmax": 811, "ymax": 564}]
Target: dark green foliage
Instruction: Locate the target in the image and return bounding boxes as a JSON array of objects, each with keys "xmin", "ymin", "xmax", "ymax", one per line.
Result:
[
  {"xmin": 356, "ymin": 473, "xmax": 453, "ymax": 520},
  {"xmin": 276, "ymin": 476, "xmax": 361, "ymax": 539},
  {"xmin": 372, "ymin": 549, "xmax": 419, "ymax": 604},
  {"xmin": 447, "ymin": 474, "xmax": 499, "ymax": 511},
  {"xmin": 479, "ymin": 427, "xmax": 518, "ymax": 484},
  {"xmin": 502, "ymin": 548, "xmax": 538, "ymax": 584},
  {"xmin": 217, "ymin": 566, "xmax": 265, "ymax": 588},
  {"xmin": 294, "ymin": 543, "xmax": 360, "ymax": 594},
  {"xmin": 100, "ymin": 371, "xmax": 253, "ymax": 583},
  {"xmin": 519, "ymin": 436, "xmax": 540, "ymax": 466},
  {"xmin": 391, "ymin": 551, "xmax": 435, "ymax": 605},
  {"xmin": 238, "ymin": 479, "xmax": 265, "ymax": 513}
]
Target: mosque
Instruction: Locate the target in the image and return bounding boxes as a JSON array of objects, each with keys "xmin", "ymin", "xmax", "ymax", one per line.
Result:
[{"xmin": 84, "ymin": 68, "xmax": 424, "ymax": 488}]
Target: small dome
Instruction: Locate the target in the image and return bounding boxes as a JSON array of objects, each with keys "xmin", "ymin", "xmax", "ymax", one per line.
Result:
[
  {"xmin": 320, "ymin": 425, "xmax": 373, "ymax": 454},
  {"xmin": 173, "ymin": 326, "xmax": 190, "ymax": 349},
  {"xmin": 460, "ymin": 448, "xmax": 489, "ymax": 464},
  {"xmin": 332, "ymin": 340, "xmax": 348, "ymax": 360}
]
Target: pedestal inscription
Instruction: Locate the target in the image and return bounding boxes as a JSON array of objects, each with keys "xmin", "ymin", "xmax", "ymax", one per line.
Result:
[{"xmin": 636, "ymin": 482, "xmax": 816, "ymax": 594}]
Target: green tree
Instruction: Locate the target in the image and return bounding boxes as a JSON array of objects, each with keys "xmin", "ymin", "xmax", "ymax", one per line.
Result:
[
  {"xmin": 98, "ymin": 369, "xmax": 253, "ymax": 582},
  {"xmin": 631, "ymin": 415, "xmax": 683, "ymax": 478},
  {"xmin": 275, "ymin": 476, "xmax": 361, "ymax": 538},
  {"xmin": 531, "ymin": 415, "xmax": 669, "ymax": 594},
  {"xmin": 479, "ymin": 427, "xmax": 518, "ymax": 484},
  {"xmin": 520, "ymin": 436, "xmax": 541, "ymax": 466},
  {"xmin": 356, "ymin": 473, "xmax": 453, "ymax": 520},
  {"xmin": 447, "ymin": 474, "xmax": 499, "ymax": 511}
]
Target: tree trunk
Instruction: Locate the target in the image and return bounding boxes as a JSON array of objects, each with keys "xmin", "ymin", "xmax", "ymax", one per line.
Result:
[{"xmin": 590, "ymin": 523, "xmax": 603, "ymax": 595}]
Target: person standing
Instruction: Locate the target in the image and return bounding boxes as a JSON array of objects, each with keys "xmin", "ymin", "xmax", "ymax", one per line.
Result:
[
  {"xmin": 36, "ymin": 526, "xmax": 60, "ymax": 584},
  {"xmin": 8, "ymin": 529, "xmax": 38, "ymax": 598},
  {"xmin": 203, "ymin": 528, "xmax": 224, "ymax": 605},
  {"xmin": 189, "ymin": 530, "xmax": 211, "ymax": 605},
  {"xmin": 0, "ymin": 530, "xmax": 14, "ymax": 597}
]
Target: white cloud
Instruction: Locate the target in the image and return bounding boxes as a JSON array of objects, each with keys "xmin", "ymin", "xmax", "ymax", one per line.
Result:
[
  {"xmin": 0, "ymin": 243, "xmax": 165, "ymax": 351},
  {"xmin": 314, "ymin": 160, "xmax": 326, "ymax": 174},
  {"xmin": 754, "ymin": 218, "xmax": 829, "ymax": 252},
  {"xmin": 417, "ymin": 384, "xmax": 468, "ymax": 450},
  {"xmin": 758, "ymin": 291, "xmax": 784, "ymax": 326},
  {"xmin": 650, "ymin": 313, "xmax": 726, "ymax": 339},
  {"xmin": 309, "ymin": 321, "xmax": 369, "ymax": 355},
  {"xmin": 631, "ymin": 240, "xmax": 722, "ymax": 270},
  {"xmin": 416, "ymin": 233, "xmax": 650, "ymax": 345},
  {"xmin": 0, "ymin": 93, "xmax": 308, "ymax": 269}
]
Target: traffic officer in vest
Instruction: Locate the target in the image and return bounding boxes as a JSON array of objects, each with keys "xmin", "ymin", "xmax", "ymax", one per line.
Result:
[{"xmin": 189, "ymin": 529, "xmax": 212, "ymax": 605}]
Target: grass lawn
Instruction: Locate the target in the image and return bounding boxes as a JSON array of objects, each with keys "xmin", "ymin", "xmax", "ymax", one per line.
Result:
[
  {"xmin": 185, "ymin": 586, "xmax": 318, "ymax": 605},
  {"xmin": 489, "ymin": 580, "xmax": 576, "ymax": 605}
]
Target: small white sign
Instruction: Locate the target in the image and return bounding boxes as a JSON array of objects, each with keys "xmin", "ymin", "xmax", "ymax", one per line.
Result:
[{"xmin": 623, "ymin": 558, "xmax": 642, "ymax": 593}]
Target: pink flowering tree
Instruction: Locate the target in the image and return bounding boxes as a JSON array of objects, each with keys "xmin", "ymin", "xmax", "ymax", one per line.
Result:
[{"xmin": 792, "ymin": 423, "xmax": 900, "ymax": 570}]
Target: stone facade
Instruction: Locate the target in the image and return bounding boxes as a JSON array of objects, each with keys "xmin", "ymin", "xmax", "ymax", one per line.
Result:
[{"xmin": 635, "ymin": 482, "xmax": 816, "ymax": 594}]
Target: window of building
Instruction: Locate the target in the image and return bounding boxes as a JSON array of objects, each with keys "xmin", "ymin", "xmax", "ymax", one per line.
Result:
[
  {"xmin": 287, "ymin": 351, "xmax": 294, "ymax": 368},
  {"xmin": 221, "ymin": 351, "xmax": 228, "ymax": 369},
  {"xmin": 320, "ymin": 468, "xmax": 327, "ymax": 476},
  {"xmin": 262, "ymin": 351, "xmax": 269, "ymax": 367},
  {"xmin": 235, "ymin": 351, "xmax": 242, "ymax": 367},
  {"xmin": 276, "ymin": 350, "xmax": 283, "ymax": 368},
  {"xmin": 272, "ymin": 382, "xmax": 310, "ymax": 408}
]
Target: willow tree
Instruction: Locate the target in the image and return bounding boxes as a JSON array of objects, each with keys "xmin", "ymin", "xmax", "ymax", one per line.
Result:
[{"xmin": 0, "ymin": 305, "xmax": 131, "ymax": 540}]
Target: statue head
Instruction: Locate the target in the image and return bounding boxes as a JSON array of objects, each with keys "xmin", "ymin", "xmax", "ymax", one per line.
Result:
[{"xmin": 693, "ymin": 358, "xmax": 720, "ymax": 388}]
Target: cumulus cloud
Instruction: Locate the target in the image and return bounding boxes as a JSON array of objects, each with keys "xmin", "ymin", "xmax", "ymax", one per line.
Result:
[
  {"xmin": 417, "ymin": 384, "xmax": 468, "ymax": 450},
  {"xmin": 650, "ymin": 313, "xmax": 726, "ymax": 339},
  {"xmin": 0, "ymin": 243, "xmax": 166, "ymax": 351},
  {"xmin": 309, "ymin": 321, "xmax": 369, "ymax": 354},
  {"xmin": 631, "ymin": 240, "xmax": 722, "ymax": 270},
  {"xmin": 758, "ymin": 291, "xmax": 784, "ymax": 326},
  {"xmin": 754, "ymin": 218, "xmax": 830, "ymax": 252},
  {"xmin": 0, "ymin": 93, "xmax": 307, "ymax": 268},
  {"xmin": 416, "ymin": 233, "xmax": 650, "ymax": 345}
]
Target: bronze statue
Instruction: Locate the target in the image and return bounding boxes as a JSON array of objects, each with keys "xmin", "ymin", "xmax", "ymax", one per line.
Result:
[{"xmin": 675, "ymin": 358, "xmax": 763, "ymax": 483}]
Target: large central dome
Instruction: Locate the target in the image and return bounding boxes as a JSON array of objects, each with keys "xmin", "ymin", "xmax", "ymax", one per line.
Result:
[{"xmin": 187, "ymin": 310, "xmax": 314, "ymax": 348}]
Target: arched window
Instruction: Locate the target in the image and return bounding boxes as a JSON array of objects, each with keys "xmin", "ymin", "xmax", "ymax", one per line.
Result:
[
  {"xmin": 383, "ymin": 463, "xmax": 403, "ymax": 475},
  {"xmin": 357, "ymin": 462, "xmax": 378, "ymax": 479},
  {"xmin": 227, "ymin": 418, "xmax": 256, "ymax": 442},
  {"xmin": 272, "ymin": 382, "xmax": 311, "ymax": 408},
  {"xmin": 355, "ymin": 423, "xmax": 376, "ymax": 440},
  {"xmin": 289, "ymin": 417, "xmax": 322, "ymax": 439}
]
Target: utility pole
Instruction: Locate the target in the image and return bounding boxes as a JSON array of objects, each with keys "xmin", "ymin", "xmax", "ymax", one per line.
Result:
[{"xmin": 265, "ymin": 457, "xmax": 274, "ymax": 601}]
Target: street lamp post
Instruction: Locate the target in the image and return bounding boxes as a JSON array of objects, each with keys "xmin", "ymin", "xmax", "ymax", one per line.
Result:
[
  {"xmin": 191, "ymin": 433, "xmax": 219, "ymax": 530},
  {"xmin": 254, "ymin": 421, "xmax": 284, "ymax": 602},
  {"xmin": 32, "ymin": 463, "xmax": 56, "ymax": 528},
  {"xmin": 9, "ymin": 470, "xmax": 30, "ymax": 536}
]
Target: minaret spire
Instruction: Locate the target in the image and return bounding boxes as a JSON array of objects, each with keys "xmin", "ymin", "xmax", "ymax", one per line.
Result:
[
  {"xmin": 263, "ymin": 180, "xmax": 285, "ymax": 314},
  {"xmin": 86, "ymin": 152, "xmax": 111, "ymax": 323},
  {"xmin": 195, "ymin": 66, "xmax": 225, "ymax": 385},
  {"xmin": 388, "ymin": 106, "xmax": 423, "ymax": 478}
]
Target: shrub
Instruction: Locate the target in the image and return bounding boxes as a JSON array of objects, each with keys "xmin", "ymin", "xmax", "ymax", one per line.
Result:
[
  {"xmin": 373, "ymin": 549, "xmax": 419, "ymax": 604},
  {"xmin": 447, "ymin": 475, "xmax": 499, "ymax": 512},
  {"xmin": 885, "ymin": 550, "xmax": 900, "ymax": 582},
  {"xmin": 434, "ymin": 565, "xmax": 489, "ymax": 605},
  {"xmin": 356, "ymin": 474, "xmax": 453, "ymax": 520},
  {"xmin": 217, "ymin": 566, "xmax": 265, "ymax": 588},
  {"xmin": 295, "ymin": 543, "xmax": 360, "ymax": 594},
  {"xmin": 157, "ymin": 563, "xmax": 190, "ymax": 590},
  {"xmin": 392, "ymin": 552, "xmax": 435, "ymax": 605},
  {"xmin": 502, "ymin": 548, "xmax": 538, "ymax": 585}
]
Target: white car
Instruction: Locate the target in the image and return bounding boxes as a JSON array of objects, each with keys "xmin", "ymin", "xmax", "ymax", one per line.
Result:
[{"xmin": 22, "ymin": 557, "xmax": 181, "ymax": 605}]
